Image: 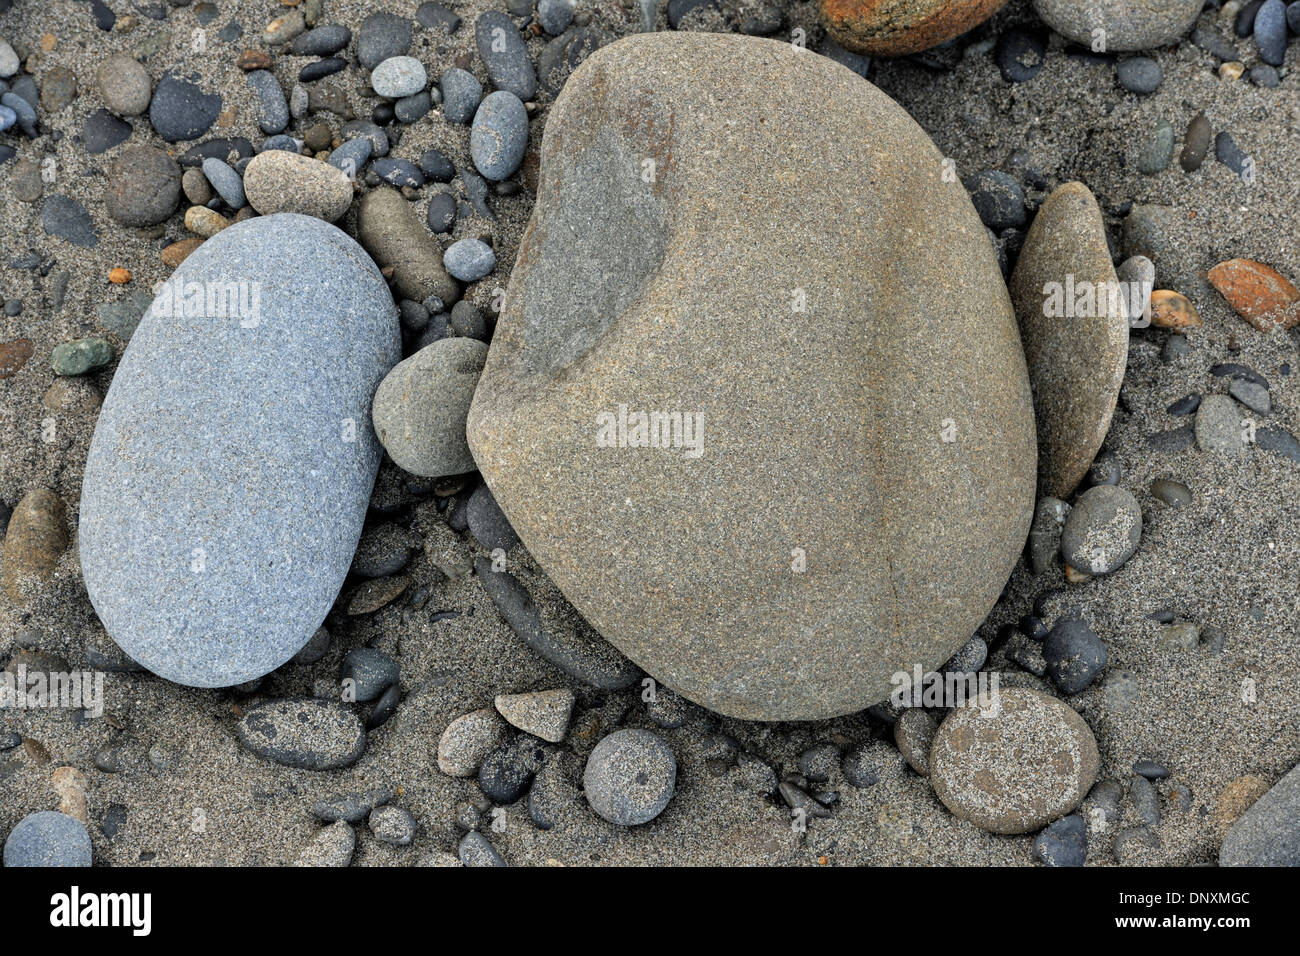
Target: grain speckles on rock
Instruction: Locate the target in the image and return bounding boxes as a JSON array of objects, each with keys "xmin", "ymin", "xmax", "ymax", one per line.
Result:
[{"xmin": 235, "ymin": 698, "xmax": 366, "ymax": 770}]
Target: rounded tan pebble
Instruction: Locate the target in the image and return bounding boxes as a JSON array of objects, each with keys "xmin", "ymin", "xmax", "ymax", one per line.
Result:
[
  {"xmin": 1, "ymin": 489, "xmax": 69, "ymax": 604},
  {"xmin": 161, "ymin": 238, "xmax": 204, "ymax": 267},
  {"xmin": 52, "ymin": 766, "xmax": 89, "ymax": 823},
  {"xmin": 930, "ymin": 688, "xmax": 1099, "ymax": 834},
  {"xmin": 185, "ymin": 205, "xmax": 231, "ymax": 238},
  {"xmin": 43, "ymin": 376, "xmax": 102, "ymax": 413},
  {"xmin": 1214, "ymin": 775, "xmax": 1269, "ymax": 833},
  {"xmin": 437, "ymin": 708, "xmax": 509, "ymax": 777},
  {"xmin": 96, "ymin": 53, "xmax": 151, "ymax": 116},
  {"xmin": 242, "ymin": 150, "xmax": 353, "ymax": 222}
]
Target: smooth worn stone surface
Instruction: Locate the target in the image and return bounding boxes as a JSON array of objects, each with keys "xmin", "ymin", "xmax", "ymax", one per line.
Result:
[
  {"xmin": 471, "ymin": 91, "xmax": 528, "ymax": 181},
  {"xmin": 475, "ymin": 10, "xmax": 537, "ymax": 99},
  {"xmin": 106, "ymin": 146, "xmax": 182, "ymax": 226},
  {"xmin": 1032, "ymin": 0, "xmax": 1203, "ymax": 52},
  {"xmin": 458, "ymin": 830, "xmax": 506, "ymax": 866},
  {"xmin": 466, "ymin": 32, "xmax": 1036, "ymax": 721},
  {"xmin": 1208, "ymin": 258, "xmax": 1300, "ymax": 330},
  {"xmin": 440, "ymin": 67, "xmax": 483, "ymax": 124},
  {"xmin": 372, "ymin": 338, "xmax": 488, "ymax": 478},
  {"xmin": 2, "ymin": 811, "xmax": 92, "ymax": 867},
  {"xmin": 1060, "ymin": 485, "xmax": 1142, "ymax": 575},
  {"xmin": 1, "ymin": 489, "xmax": 68, "ymax": 604},
  {"xmin": 243, "ymin": 151, "xmax": 354, "ymax": 221},
  {"xmin": 1117, "ymin": 56, "xmax": 1162, "ymax": 94},
  {"xmin": 465, "ymin": 484, "xmax": 519, "ymax": 551},
  {"xmin": 201, "ymin": 157, "xmax": 245, "ymax": 209},
  {"xmin": 246, "ymin": 70, "xmax": 289, "ymax": 134},
  {"xmin": 80, "ymin": 215, "xmax": 400, "ymax": 687},
  {"xmin": 149, "ymin": 74, "xmax": 222, "ymax": 142},
  {"xmin": 1011, "ymin": 182, "xmax": 1129, "ymax": 500},
  {"xmin": 236, "ymin": 698, "xmax": 366, "ymax": 770},
  {"xmin": 41, "ymin": 195, "xmax": 98, "ymax": 247},
  {"xmin": 444, "ymin": 237, "xmax": 496, "ymax": 281},
  {"xmin": 1195, "ymin": 394, "xmax": 1247, "ymax": 456},
  {"xmin": 1043, "ymin": 617, "xmax": 1108, "ymax": 694},
  {"xmin": 438, "ymin": 707, "xmax": 509, "ymax": 776},
  {"xmin": 358, "ymin": 12, "xmax": 413, "ymax": 68},
  {"xmin": 356, "ymin": 187, "xmax": 460, "ymax": 305},
  {"xmin": 1032, "ymin": 814, "xmax": 1087, "ymax": 866},
  {"xmin": 82, "ymin": 108, "xmax": 131, "ymax": 153},
  {"xmin": 1220, "ymin": 762, "xmax": 1300, "ymax": 865},
  {"xmin": 931, "ymin": 689, "xmax": 1100, "ymax": 834},
  {"xmin": 583, "ymin": 729, "xmax": 677, "ymax": 825},
  {"xmin": 372, "ymin": 56, "xmax": 427, "ymax": 98},
  {"xmin": 819, "ymin": 0, "xmax": 1010, "ymax": 56},
  {"xmin": 97, "ymin": 54, "xmax": 152, "ymax": 116},
  {"xmin": 294, "ymin": 820, "xmax": 355, "ymax": 866},
  {"xmin": 312, "ymin": 786, "xmax": 395, "ymax": 823},
  {"xmin": 494, "ymin": 688, "xmax": 575, "ymax": 743}
]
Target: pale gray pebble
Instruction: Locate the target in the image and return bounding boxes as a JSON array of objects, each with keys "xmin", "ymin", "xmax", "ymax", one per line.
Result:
[
  {"xmin": 3, "ymin": 812, "xmax": 93, "ymax": 867},
  {"xmin": 1135, "ymin": 118, "xmax": 1174, "ymax": 175},
  {"xmin": 1060, "ymin": 485, "xmax": 1142, "ymax": 575},
  {"xmin": 290, "ymin": 83, "xmax": 309, "ymax": 119},
  {"xmin": 1151, "ymin": 478, "xmax": 1192, "ymax": 507},
  {"xmin": 236, "ymin": 698, "xmax": 366, "ymax": 770},
  {"xmin": 294, "ymin": 821, "xmax": 354, "ymax": 866},
  {"xmin": 583, "ymin": 729, "xmax": 676, "ymax": 826},
  {"xmin": 149, "ymin": 74, "xmax": 222, "ymax": 143},
  {"xmin": 201, "ymin": 157, "xmax": 245, "ymax": 208},
  {"xmin": 0, "ymin": 38, "xmax": 18, "ymax": 79},
  {"xmin": 539, "ymin": 0, "xmax": 576, "ymax": 35},
  {"xmin": 471, "ymin": 91, "xmax": 528, "ymax": 181},
  {"xmin": 368, "ymin": 805, "xmax": 417, "ymax": 845},
  {"xmin": 440, "ymin": 68, "xmax": 482, "ymax": 124},
  {"xmin": 312, "ymin": 786, "xmax": 395, "ymax": 823},
  {"xmin": 1229, "ymin": 379, "xmax": 1270, "ymax": 414},
  {"xmin": 97, "ymin": 53, "xmax": 152, "ymax": 116},
  {"xmin": 1130, "ymin": 774, "xmax": 1161, "ymax": 827},
  {"xmin": 373, "ymin": 157, "xmax": 424, "ymax": 188},
  {"xmin": 444, "ymin": 237, "xmax": 496, "ymax": 281},
  {"xmin": 371, "ymin": 56, "xmax": 427, "ymax": 98},
  {"xmin": 343, "ymin": 120, "xmax": 390, "ymax": 157},
  {"xmin": 1195, "ymin": 393, "xmax": 1247, "ymax": 456},
  {"xmin": 458, "ymin": 830, "xmax": 507, "ymax": 866},
  {"xmin": 246, "ymin": 70, "xmax": 288, "ymax": 134},
  {"xmin": 1115, "ymin": 256, "xmax": 1154, "ymax": 323}
]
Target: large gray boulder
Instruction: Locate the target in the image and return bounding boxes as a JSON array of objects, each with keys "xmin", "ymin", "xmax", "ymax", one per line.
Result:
[
  {"xmin": 467, "ymin": 33, "xmax": 1037, "ymax": 721},
  {"xmin": 80, "ymin": 214, "xmax": 400, "ymax": 687}
]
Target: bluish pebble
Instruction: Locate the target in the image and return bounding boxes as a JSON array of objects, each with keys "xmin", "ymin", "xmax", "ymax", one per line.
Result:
[
  {"xmin": 1237, "ymin": 0, "xmax": 1265, "ymax": 36},
  {"xmin": 444, "ymin": 238, "xmax": 496, "ymax": 282},
  {"xmin": 538, "ymin": 0, "xmax": 575, "ymax": 35},
  {"xmin": 460, "ymin": 168, "xmax": 495, "ymax": 220},
  {"xmin": 0, "ymin": 103, "xmax": 15, "ymax": 132},
  {"xmin": 290, "ymin": 24, "xmax": 352, "ymax": 56},
  {"xmin": 371, "ymin": 56, "xmax": 427, "ymax": 99},
  {"xmin": 1117, "ymin": 56, "xmax": 1162, "ymax": 94},
  {"xmin": 1043, "ymin": 618, "xmax": 1107, "ymax": 694},
  {"xmin": 395, "ymin": 91, "xmax": 433, "ymax": 123},
  {"xmin": 1130, "ymin": 775, "xmax": 1161, "ymax": 826},
  {"xmin": 148, "ymin": 74, "xmax": 222, "ymax": 143},
  {"xmin": 340, "ymin": 647, "xmax": 399, "ymax": 702},
  {"xmin": 1255, "ymin": 0, "xmax": 1288, "ymax": 65},
  {"xmin": 474, "ymin": 11, "xmax": 537, "ymax": 100},
  {"xmin": 342, "ymin": 120, "xmax": 389, "ymax": 157},
  {"xmin": 0, "ymin": 92, "xmax": 35, "ymax": 136},
  {"xmin": 470, "ymin": 91, "xmax": 528, "ymax": 181},
  {"xmin": 1216, "ymin": 131, "xmax": 1249, "ymax": 175},
  {"xmin": 299, "ymin": 58, "xmax": 347, "ymax": 83},
  {"xmin": 1250, "ymin": 64, "xmax": 1281, "ymax": 86},
  {"xmin": 426, "ymin": 192, "xmax": 457, "ymax": 233},
  {"xmin": 420, "ymin": 147, "xmax": 455, "ymax": 182},
  {"xmin": 357, "ymin": 12, "xmax": 412, "ymax": 70},
  {"xmin": 1134, "ymin": 759, "xmax": 1169, "ymax": 780},
  {"xmin": 201, "ymin": 157, "xmax": 246, "ymax": 208},
  {"xmin": 440, "ymin": 68, "xmax": 482, "ymax": 124},
  {"xmin": 372, "ymin": 157, "xmax": 424, "ymax": 188},
  {"xmin": 260, "ymin": 134, "xmax": 302, "ymax": 153},
  {"xmin": 329, "ymin": 137, "xmax": 372, "ymax": 178},
  {"xmin": 1032, "ymin": 815, "xmax": 1086, "ymax": 866},
  {"xmin": 3, "ymin": 812, "xmax": 93, "ymax": 867}
]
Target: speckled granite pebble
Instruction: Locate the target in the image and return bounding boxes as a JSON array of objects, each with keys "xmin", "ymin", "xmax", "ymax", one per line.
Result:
[
  {"xmin": 235, "ymin": 697, "xmax": 367, "ymax": 770},
  {"xmin": 3, "ymin": 811, "xmax": 92, "ymax": 867},
  {"xmin": 80, "ymin": 214, "xmax": 399, "ymax": 687}
]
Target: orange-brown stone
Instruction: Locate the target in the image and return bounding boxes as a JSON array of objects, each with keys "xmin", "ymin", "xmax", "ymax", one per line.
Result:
[
  {"xmin": 0, "ymin": 339, "xmax": 35, "ymax": 379},
  {"xmin": 820, "ymin": 0, "xmax": 1011, "ymax": 56},
  {"xmin": 1207, "ymin": 258, "xmax": 1300, "ymax": 331},
  {"xmin": 1150, "ymin": 290, "xmax": 1202, "ymax": 329}
]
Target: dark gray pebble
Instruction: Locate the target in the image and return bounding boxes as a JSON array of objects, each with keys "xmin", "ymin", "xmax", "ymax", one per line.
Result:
[
  {"xmin": 467, "ymin": 484, "xmax": 520, "ymax": 551},
  {"xmin": 475, "ymin": 11, "xmax": 537, "ymax": 100},
  {"xmin": 1032, "ymin": 814, "xmax": 1086, "ymax": 866},
  {"xmin": 1043, "ymin": 618, "xmax": 1107, "ymax": 694},
  {"xmin": 149, "ymin": 74, "xmax": 222, "ymax": 143}
]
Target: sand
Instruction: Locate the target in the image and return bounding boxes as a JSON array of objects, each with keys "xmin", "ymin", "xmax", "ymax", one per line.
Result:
[{"xmin": 1, "ymin": 0, "xmax": 1298, "ymax": 866}]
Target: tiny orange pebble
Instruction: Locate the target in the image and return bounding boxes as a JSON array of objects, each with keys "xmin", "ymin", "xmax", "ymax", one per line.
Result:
[{"xmin": 108, "ymin": 267, "xmax": 131, "ymax": 284}]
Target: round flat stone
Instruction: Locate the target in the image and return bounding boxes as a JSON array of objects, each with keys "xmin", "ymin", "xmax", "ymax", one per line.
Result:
[
  {"xmin": 1060, "ymin": 485, "xmax": 1142, "ymax": 575},
  {"xmin": 3, "ymin": 811, "xmax": 92, "ymax": 867}
]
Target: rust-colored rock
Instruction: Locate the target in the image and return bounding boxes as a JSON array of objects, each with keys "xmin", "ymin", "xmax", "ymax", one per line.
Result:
[
  {"xmin": 1207, "ymin": 258, "xmax": 1300, "ymax": 331},
  {"xmin": 161, "ymin": 238, "xmax": 204, "ymax": 267},
  {"xmin": 237, "ymin": 49, "xmax": 273, "ymax": 71},
  {"xmin": 0, "ymin": 339, "xmax": 36, "ymax": 379},
  {"xmin": 1, "ymin": 489, "xmax": 69, "ymax": 604},
  {"xmin": 1149, "ymin": 289, "xmax": 1202, "ymax": 329},
  {"xmin": 820, "ymin": 0, "xmax": 1011, "ymax": 56}
]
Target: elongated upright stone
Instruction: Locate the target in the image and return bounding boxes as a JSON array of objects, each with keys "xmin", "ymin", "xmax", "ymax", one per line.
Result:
[{"xmin": 80, "ymin": 214, "xmax": 400, "ymax": 687}]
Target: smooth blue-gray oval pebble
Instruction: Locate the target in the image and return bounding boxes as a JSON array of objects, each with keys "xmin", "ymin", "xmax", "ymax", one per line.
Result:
[
  {"xmin": 426, "ymin": 192, "xmax": 457, "ymax": 233},
  {"xmin": 539, "ymin": 0, "xmax": 575, "ymax": 35},
  {"xmin": 470, "ymin": 91, "xmax": 528, "ymax": 181},
  {"xmin": 1032, "ymin": 814, "xmax": 1086, "ymax": 866},
  {"xmin": 1, "ymin": 90, "xmax": 36, "ymax": 136},
  {"xmin": 1255, "ymin": 0, "xmax": 1288, "ymax": 65},
  {"xmin": 1117, "ymin": 57, "xmax": 1162, "ymax": 94},
  {"xmin": 1289, "ymin": 2, "xmax": 1300, "ymax": 34},
  {"xmin": 235, "ymin": 697, "xmax": 367, "ymax": 769},
  {"xmin": 201, "ymin": 157, "xmax": 246, "ymax": 209},
  {"xmin": 329, "ymin": 136, "xmax": 372, "ymax": 178},
  {"xmin": 358, "ymin": 13, "xmax": 413, "ymax": 69},
  {"xmin": 371, "ymin": 56, "xmax": 427, "ymax": 98},
  {"xmin": 440, "ymin": 68, "xmax": 482, "ymax": 124},
  {"xmin": 79, "ymin": 214, "xmax": 400, "ymax": 687},
  {"xmin": 342, "ymin": 120, "xmax": 389, "ymax": 157},
  {"xmin": 1043, "ymin": 618, "xmax": 1107, "ymax": 695},
  {"xmin": 260, "ymin": 134, "xmax": 302, "ymax": 153},
  {"xmin": 3, "ymin": 811, "xmax": 93, "ymax": 867},
  {"xmin": 458, "ymin": 830, "xmax": 507, "ymax": 866},
  {"xmin": 0, "ymin": 103, "xmax": 15, "ymax": 131},
  {"xmin": 395, "ymin": 91, "xmax": 432, "ymax": 123},
  {"xmin": 340, "ymin": 647, "xmax": 400, "ymax": 702},
  {"xmin": 149, "ymin": 74, "xmax": 222, "ymax": 143},
  {"xmin": 373, "ymin": 157, "xmax": 424, "ymax": 188},
  {"xmin": 420, "ymin": 148, "xmax": 455, "ymax": 182},
  {"xmin": 443, "ymin": 238, "xmax": 495, "ymax": 281},
  {"xmin": 475, "ymin": 11, "xmax": 537, "ymax": 100},
  {"xmin": 246, "ymin": 70, "xmax": 288, "ymax": 134},
  {"xmin": 290, "ymin": 24, "xmax": 352, "ymax": 56}
]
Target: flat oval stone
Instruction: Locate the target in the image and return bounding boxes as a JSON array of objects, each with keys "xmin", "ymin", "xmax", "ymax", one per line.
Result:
[
  {"xmin": 931, "ymin": 688, "xmax": 1099, "ymax": 834},
  {"xmin": 1032, "ymin": 0, "xmax": 1203, "ymax": 52},
  {"xmin": 243, "ymin": 151, "xmax": 354, "ymax": 222},
  {"xmin": 820, "ymin": 0, "xmax": 1010, "ymax": 55},
  {"xmin": 1010, "ymin": 182, "xmax": 1129, "ymax": 499},
  {"xmin": 235, "ymin": 697, "xmax": 367, "ymax": 769},
  {"xmin": 470, "ymin": 91, "xmax": 528, "ymax": 181},
  {"xmin": 80, "ymin": 214, "xmax": 400, "ymax": 687},
  {"xmin": 466, "ymin": 33, "xmax": 1036, "ymax": 721}
]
